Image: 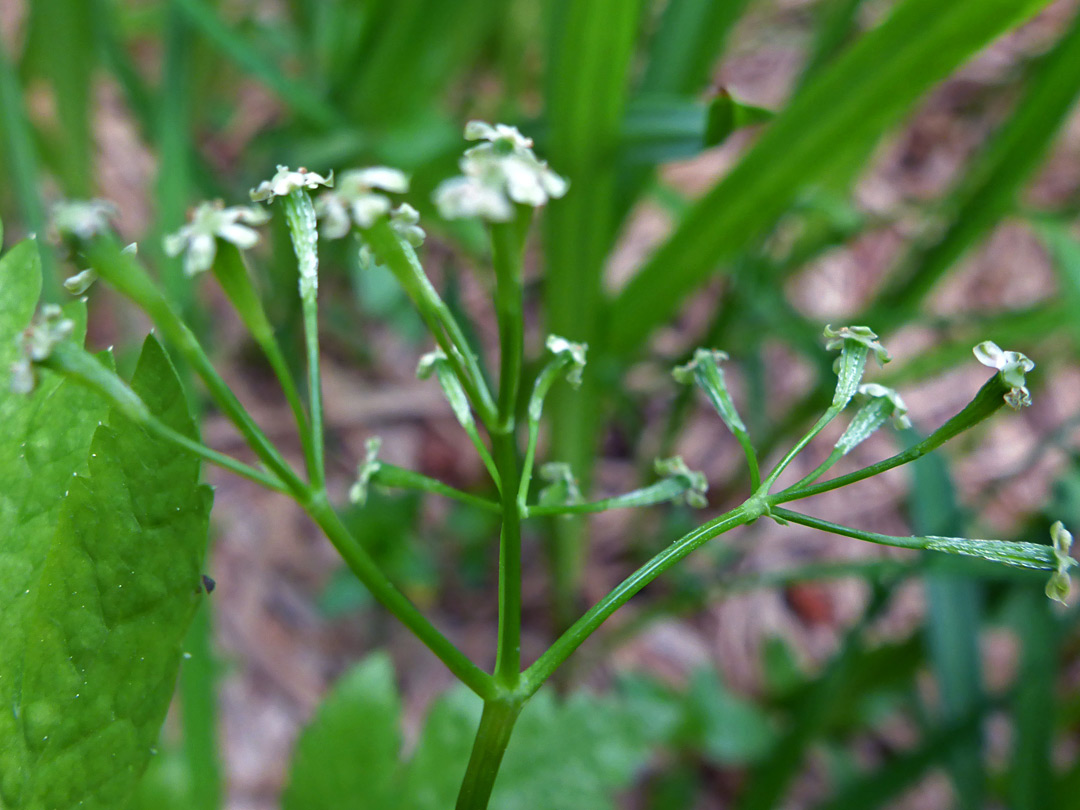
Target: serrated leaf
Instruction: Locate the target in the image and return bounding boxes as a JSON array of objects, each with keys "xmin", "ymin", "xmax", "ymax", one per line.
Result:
[
  {"xmin": 1, "ymin": 334, "xmax": 212, "ymax": 810},
  {"xmin": 0, "ymin": 242, "xmax": 112, "ymax": 807}
]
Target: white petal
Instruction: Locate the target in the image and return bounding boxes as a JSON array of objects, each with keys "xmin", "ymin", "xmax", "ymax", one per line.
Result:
[{"xmin": 973, "ymin": 341, "xmax": 1005, "ymax": 369}]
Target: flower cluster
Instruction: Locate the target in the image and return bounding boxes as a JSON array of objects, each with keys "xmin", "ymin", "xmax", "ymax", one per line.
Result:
[
  {"xmin": 434, "ymin": 121, "xmax": 568, "ymax": 222},
  {"xmin": 250, "ymin": 165, "xmax": 333, "ymax": 203},
  {"xmin": 545, "ymin": 335, "xmax": 588, "ymax": 388},
  {"xmin": 823, "ymin": 324, "xmax": 891, "ymax": 366},
  {"xmin": 1047, "ymin": 521, "xmax": 1076, "ymax": 604},
  {"xmin": 348, "ymin": 437, "xmax": 383, "ymax": 506},
  {"xmin": 314, "ymin": 168, "xmax": 414, "ymax": 239}
]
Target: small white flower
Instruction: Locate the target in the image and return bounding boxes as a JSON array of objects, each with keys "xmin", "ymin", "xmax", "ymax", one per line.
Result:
[
  {"xmin": 973, "ymin": 341, "xmax": 1034, "ymax": 409},
  {"xmin": 164, "ymin": 201, "xmax": 270, "ymax": 277},
  {"xmin": 432, "ymin": 174, "xmax": 515, "ymax": 222},
  {"xmin": 538, "ymin": 462, "xmax": 583, "ymax": 507},
  {"xmin": 9, "ymin": 305, "xmax": 75, "ymax": 394},
  {"xmin": 434, "ymin": 120, "xmax": 568, "ymax": 222},
  {"xmin": 823, "ymin": 325, "xmax": 891, "ymax": 365},
  {"xmin": 857, "ymin": 383, "xmax": 911, "ymax": 429},
  {"xmin": 51, "ymin": 199, "xmax": 118, "ymax": 242},
  {"xmin": 250, "ymin": 165, "xmax": 334, "ymax": 204},
  {"xmin": 464, "ymin": 120, "xmax": 534, "ymax": 150},
  {"xmin": 315, "ymin": 167, "xmax": 411, "ymax": 238}
]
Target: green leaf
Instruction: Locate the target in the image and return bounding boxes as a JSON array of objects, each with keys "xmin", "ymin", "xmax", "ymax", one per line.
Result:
[
  {"xmin": 608, "ymin": 0, "xmax": 1052, "ymax": 354},
  {"xmin": 0, "ymin": 242, "xmax": 111, "ymax": 806},
  {"xmin": 282, "ymin": 653, "xmax": 402, "ymax": 810},
  {"xmin": 1, "ymin": 334, "xmax": 212, "ymax": 810}
]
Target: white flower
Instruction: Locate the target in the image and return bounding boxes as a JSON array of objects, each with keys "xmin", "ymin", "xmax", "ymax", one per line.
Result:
[
  {"xmin": 823, "ymin": 325, "xmax": 891, "ymax": 365},
  {"xmin": 973, "ymin": 341, "xmax": 1034, "ymax": 409},
  {"xmin": 315, "ymin": 167, "xmax": 411, "ymax": 238},
  {"xmin": 164, "ymin": 201, "xmax": 270, "ymax": 277},
  {"xmin": 434, "ymin": 120, "xmax": 568, "ymax": 222},
  {"xmin": 250, "ymin": 165, "xmax": 334, "ymax": 204},
  {"xmin": 857, "ymin": 383, "xmax": 911, "ymax": 429},
  {"xmin": 464, "ymin": 120, "xmax": 535, "ymax": 150},
  {"xmin": 51, "ymin": 199, "xmax": 118, "ymax": 241},
  {"xmin": 9, "ymin": 305, "xmax": 75, "ymax": 394}
]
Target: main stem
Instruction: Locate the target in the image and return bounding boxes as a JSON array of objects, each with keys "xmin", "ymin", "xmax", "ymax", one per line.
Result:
[
  {"xmin": 454, "ymin": 697, "xmax": 523, "ymax": 810},
  {"xmin": 456, "ymin": 216, "xmax": 528, "ymax": 810},
  {"xmin": 490, "ymin": 216, "xmax": 527, "ymax": 685}
]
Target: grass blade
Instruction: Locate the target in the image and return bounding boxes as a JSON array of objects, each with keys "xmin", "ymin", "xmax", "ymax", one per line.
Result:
[
  {"xmin": 869, "ymin": 6, "xmax": 1080, "ymax": 327},
  {"xmin": 909, "ymin": 443, "xmax": 986, "ymax": 810},
  {"xmin": 608, "ymin": 0, "xmax": 1052, "ymax": 355}
]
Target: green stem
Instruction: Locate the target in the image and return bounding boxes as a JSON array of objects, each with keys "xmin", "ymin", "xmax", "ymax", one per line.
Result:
[
  {"xmin": 522, "ymin": 506, "xmax": 754, "ymax": 694},
  {"xmin": 363, "ymin": 219, "xmax": 497, "ymax": 425},
  {"xmin": 771, "ymin": 508, "xmax": 1059, "ymax": 571},
  {"xmin": 212, "ymin": 243, "xmax": 318, "ymax": 482},
  {"xmin": 490, "ymin": 213, "xmax": 528, "ymax": 688},
  {"xmin": 775, "ymin": 375, "xmax": 1009, "ymax": 503},
  {"xmin": 282, "ymin": 191, "xmax": 326, "ymax": 489},
  {"xmin": 372, "ymin": 464, "xmax": 502, "ymax": 514},
  {"xmin": 792, "ymin": 447, "xmax": 844, "ymax": 490},
  {"xmin": 304, "ymin": 493, "xmax": 498, "ymax": 700},
  {"xmin": 525, "ymin": 478, "xmax": 692, "ymax": 517},
  {"xmin": 491, "ymin": 217, "xmax": 527, "ymax": 429},
  {"xmin": 454, "ymin": 697, "xmax": 523, "ymax": 810},
  {"xmin": 760, "ymin": 405, "xmax": 840, "ymax": 491},
  {"xmin": 493, "ymin": 432, "xmax": 523, "ymax": 686}
]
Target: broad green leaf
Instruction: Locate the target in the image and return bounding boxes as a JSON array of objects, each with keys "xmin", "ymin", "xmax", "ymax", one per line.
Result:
[
  {"xmin": 609, "ymin": 0, "xmax": 1052, "ymax": 355},
  {"xmin": 282, "ymin": 653, "xmax": 402, "ymax": 810},
  {"xmin": 1, "ymin": 335, "xmax": 212, "ymax": 810},
  {"xmin": 0, "ymin": 242, "xmax": 110, "ymax": 807}
]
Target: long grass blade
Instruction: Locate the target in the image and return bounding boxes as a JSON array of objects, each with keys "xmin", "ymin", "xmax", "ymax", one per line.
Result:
[{"xmin": 608, "ymin": 0, "xmax": 1052, "ymax": 355}]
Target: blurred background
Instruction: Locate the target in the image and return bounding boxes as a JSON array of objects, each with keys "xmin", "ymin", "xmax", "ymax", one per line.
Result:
[{"xmin": 2, "ymin": 0, "xmax": 1080, "ymax": 807}]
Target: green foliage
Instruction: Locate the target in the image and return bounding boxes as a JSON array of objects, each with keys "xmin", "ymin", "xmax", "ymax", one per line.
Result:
[
  {"xmin": 0, "ymin": 242, "xmax": 211, "ymax": 809},
  {"xmin": 284, "ymin": 653, "xmax": 654, "ymax": 810}
]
